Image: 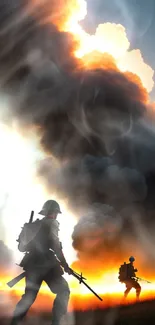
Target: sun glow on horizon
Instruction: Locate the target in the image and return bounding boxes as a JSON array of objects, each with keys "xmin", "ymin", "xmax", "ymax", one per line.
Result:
[
  {"xmin": 0, "ymin": 268, "xmax": 154, "ymax": 312},
  {"xmin": 0, "ymin": 117, "xmax": 77, "ymax": 266}
]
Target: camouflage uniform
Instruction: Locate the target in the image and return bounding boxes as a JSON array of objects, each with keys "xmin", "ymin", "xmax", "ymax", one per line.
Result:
[{"xmin": 11, "ymin": 201, "xmax": 70, "ymax": 325}]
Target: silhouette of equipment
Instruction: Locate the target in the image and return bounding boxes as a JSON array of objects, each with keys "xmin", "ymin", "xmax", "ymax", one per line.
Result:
[
  {"xmin": 7, "ymin": 269, "xmax": 103, "ymax": 301},
  {"xmin": 7, "ymin": 210, "xmax": 102, "ymax": 301}
]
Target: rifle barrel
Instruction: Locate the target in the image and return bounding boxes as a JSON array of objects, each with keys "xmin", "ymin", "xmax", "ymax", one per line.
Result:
[
  {"xmin": 136, "ymin": 277, "xmax": 151, "ymax": 283},
  {"xmin": 81, "ymin": 280, "xmax": 103, "ymax": 301},
  {"xmin": 29, "ymin": 210, "xmax": 34, "ymax": 223},
  {"xmin": 72, "ymin": 271, "xmax": 103, "ymax": 301}
]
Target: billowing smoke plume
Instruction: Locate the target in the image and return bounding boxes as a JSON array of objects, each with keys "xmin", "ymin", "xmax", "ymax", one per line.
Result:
[
  {"xmin": 0, "ymin": 241, "xmax": 13, "ymax": 272},
  {"xmin": 0, "ymin": 0, "xmax": 155, "ymax": 270}
]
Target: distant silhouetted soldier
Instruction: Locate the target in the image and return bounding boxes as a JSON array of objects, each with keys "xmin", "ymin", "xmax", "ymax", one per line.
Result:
[
  {"xmin": 10, "ymin": 200, "xmax": 71, "ymax": 325},
  {"xmin": 118, "ymin": 256, "xmax": 141, "ymax": 300}
]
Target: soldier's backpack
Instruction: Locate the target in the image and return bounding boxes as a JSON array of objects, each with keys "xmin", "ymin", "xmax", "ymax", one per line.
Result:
[
  {"xmin": 16, "ymin": 211, "xmax": 42, "ymax": 252},
  {"xmin": 118, "ymin": 262, "xmax": 128, "ymax": 282}
]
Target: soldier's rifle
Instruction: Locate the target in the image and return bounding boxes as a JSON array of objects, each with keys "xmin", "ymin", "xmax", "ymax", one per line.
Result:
[
  {"xmin": 7, "ymin": 269, "xmax": 103, "ymax": 301},
  {"xmin": 135, "ymin": 276, "xmax": 151, "ymax": 284},
  {"xmin": 7, "ymin": 210, "xmax": 102, "ymax": 301},
  {"xmin": 7, "ymin": 210, "xmax": 34, "ymax": 289},
  {"xmin": 69, "ymin": 269, "xmax": 103, "ymax": 301}
]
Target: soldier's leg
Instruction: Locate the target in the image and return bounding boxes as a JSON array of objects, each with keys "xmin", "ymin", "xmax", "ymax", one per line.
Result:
[
  {"xmin": 45, "ymin": 273, "xmax": 70, "ymax": 325},
  {"xmin": 132, "ymin": 279, "xmax": 141, "ymax": 299},
  {"xmin": 10, "ymin": 271, "xmax": 42, "ymax": 325},
  {"xmin": 124, "ymin": 281, "xmax": 132, "ymax": 298}
]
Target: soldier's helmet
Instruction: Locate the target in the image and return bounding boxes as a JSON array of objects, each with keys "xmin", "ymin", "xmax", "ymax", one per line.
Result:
[
  {"xmin": 39, "ymin": 200, "xmax": 62, "ymax": 216},
  {"xmin": 129, "ymin": 256, "xmax": 135, "ymax": 262}
]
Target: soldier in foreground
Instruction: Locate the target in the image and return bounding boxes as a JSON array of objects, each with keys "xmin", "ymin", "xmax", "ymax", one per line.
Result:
[
  {"xmin": 10, "ymin": 200, "xmax": 72, "ymax": 325},
  {"xmin": 118, "ymin": 256, "xmax": 141, "ymax": 300}
]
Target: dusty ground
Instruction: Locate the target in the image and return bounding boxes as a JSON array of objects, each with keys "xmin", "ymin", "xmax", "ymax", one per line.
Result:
[{"xmin": 1, "ymin": 299, "xmax": 155, "ymax": 325}]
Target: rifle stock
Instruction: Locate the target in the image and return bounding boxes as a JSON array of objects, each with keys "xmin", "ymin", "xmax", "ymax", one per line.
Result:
[{"xmin": 7, "ymin": 272, "xmax": 26, "ymax": 288}]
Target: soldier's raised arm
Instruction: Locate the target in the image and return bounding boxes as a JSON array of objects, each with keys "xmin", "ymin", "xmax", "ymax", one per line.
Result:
[{"xmin": 53, "ymin": 239, "xmax": 71, "ymax": 273}]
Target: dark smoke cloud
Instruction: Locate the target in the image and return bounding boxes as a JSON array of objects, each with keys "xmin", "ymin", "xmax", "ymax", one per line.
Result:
[
  {"xmin": 0, "ymin": 240, "xmax": 13, "ymax": 272},
  {"xmin": 0, "ymin": 0, "xmax": 155, "ymax": 267}
]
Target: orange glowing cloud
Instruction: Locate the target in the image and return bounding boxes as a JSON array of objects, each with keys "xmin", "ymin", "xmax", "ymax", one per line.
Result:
[
  {"xmin": 118, "ymin": 49, "xmax": 154, "ymax": 93},
  {"xmin": 76, "ymin": 23, "xmax": 130, "ymax": 59},
  {"xmin": 55, "ymin": 0, "xmax": 154, "ymax": 93}
]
